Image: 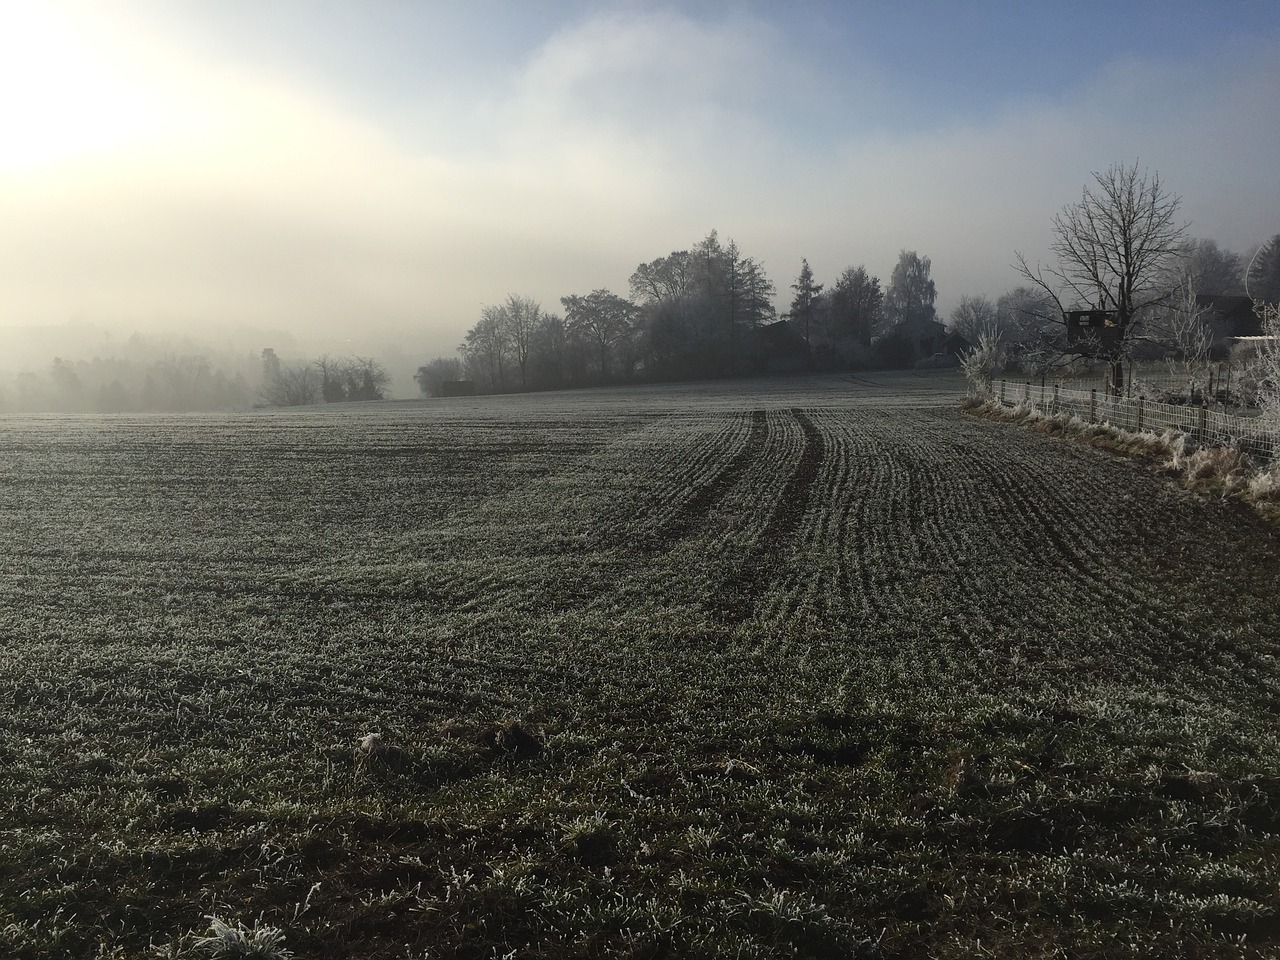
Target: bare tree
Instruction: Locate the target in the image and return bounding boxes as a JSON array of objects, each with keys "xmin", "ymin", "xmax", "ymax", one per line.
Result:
[
  {"xmin": 948, "ymin": 295, "xmax": 999, "ymax": 343},
  {"xmin": 314, "ymin": 355, "xmax": 348, "ymax": 402},
  {"xmin": 629, "ymin": 251, "xmax": 694, "ymax": 304},
  {"xmin": 1016, "ymin": 162, "xmax": 1188, "ymax": 394},
  {"xmin": 462, "ymin": 304, "xmax": 512, "ymax": 392},
  {"xmin": 561, "ymin": 289, "xmax": 638, "ymax": 381},
  {"xmin": 883, "ymin": 250, "xmax": 937, "ymax": 334},
  {"xmin": 1174, "ymin": 238, "xmax": 1244, "ymax": 296},
  {"xmin": 501, "ymin": 294, "xmax": 542, "ymax": 390},
  {"xmin": 344, "ymin": 357, "xmax": 391, "ymax": 400},
  {"xmin": 260, "ymin": 360, "xmax": 320, "ymax": 406},
  {"xmin": 995, "ymin": 286, "xmax": 1061, "ymax": 358},
  {"xmin": 1159, "ymin": 269, "xmax": 1214, "ymax": 401},
  {"xmin": 312, "ymin": 355, "xmax": 389, "ymax": 401}
]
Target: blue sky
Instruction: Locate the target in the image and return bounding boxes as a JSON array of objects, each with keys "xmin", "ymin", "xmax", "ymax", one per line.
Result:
[{"xmin": 2, "ymin": 0, "xmax": 1279, "ymax": 361}]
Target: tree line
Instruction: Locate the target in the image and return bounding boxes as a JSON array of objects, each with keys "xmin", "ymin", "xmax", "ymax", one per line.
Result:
[
  {"xmin": 422, "ymin": 170, "xmax": 1280, "ymax": 400},
  {"xmin": 0, "ymin": 347, "xmax": 257, "ymax": 414},
  {"xmin": 259, "ymin": 350, "xmax": 391, "ymax": 407},
  {"xmin": 418, "ymin": 230, "xmax": 951, "ymax": 396},
  {"xmin": 0, "ymin": 340, "xmax": 396, "ymax": 413}
]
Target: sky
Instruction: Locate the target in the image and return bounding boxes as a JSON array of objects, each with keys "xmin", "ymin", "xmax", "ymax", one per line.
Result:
[{"xmin": 2, "ymin": 0, "xmax": 1279, "ymax": 366}]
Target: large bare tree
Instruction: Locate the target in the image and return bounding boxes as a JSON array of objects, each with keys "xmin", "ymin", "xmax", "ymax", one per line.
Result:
[
  {"xmin": 948, "ymin": 295, "xmax": 999, "ymax": 343},
  {"xmin": 501, "ymin": 294, "xmax": 542, "ymax": 390},
  {"xmin": 1016, "ymin": 162, "xmax": 1188, "ymax": 394}
]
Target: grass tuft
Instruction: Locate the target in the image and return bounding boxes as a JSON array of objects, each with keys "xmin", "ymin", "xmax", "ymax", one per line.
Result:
[{"xmin": 192, "ymin": 916, "xmax": 292, "ymax": 960}]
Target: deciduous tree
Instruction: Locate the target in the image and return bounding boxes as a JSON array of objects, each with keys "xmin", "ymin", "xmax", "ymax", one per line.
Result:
[
  {"xmin": 1178, "ymin": 238, "xmax": 1244, "ymax": 297},
  {"xmin": 883, "ymin": 251, "xmax": 938, "ymax": 360},
  {"xmin": 501, "ymin": 294, "xmax": 542, "ymax": 390},
  {"xmin": 829, "ymin": 266, "xmax": 881, "ymax": 347},
  {"xmin": 1016, "ymin": 162, "xmax": 1188, "ymax": 393},
  {"xmin": 948, "ymin": 295, "xmax": 999, "ymax": 343},
  {"xmin": 883, "ymin": 250, "xmax": 937, "ymax": 331},
  {"xmin": 1162, "ymin": 269, "xmax": 1214, "ymax": 400},
  {"xmin": 414, "ymin": 356, "xmax": 464, "ymax": 397},
  {"xmin": 561, "ymin": 289, "xmax": 638, "ymax": 381},
  {"xmin": 462, "ymin": 304, "xmax": 512, "ymax": 392},
  {"xmin": 260, "ymin": 360, "xmax": 320, "ymax": 406}
]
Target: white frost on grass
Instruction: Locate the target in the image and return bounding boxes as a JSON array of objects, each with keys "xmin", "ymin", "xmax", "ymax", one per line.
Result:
[{"xmin": 194, "ymin": 916, "xmax": 292, "ymax": 960}]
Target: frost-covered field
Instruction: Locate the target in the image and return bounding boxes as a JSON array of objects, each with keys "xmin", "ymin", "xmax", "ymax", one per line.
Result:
[{"xmin": 4, "ymin": 370, "xmax": 1280, "ymax": 959}]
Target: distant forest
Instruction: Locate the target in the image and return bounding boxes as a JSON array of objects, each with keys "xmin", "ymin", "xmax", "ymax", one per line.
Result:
[
  {"xmin": 5, "ymin": 227, "xmax": 1277, "ymax": 411},
  {"xmin": 419, "ymin": 228, "xmax": 1280, "ymax": 398},
  {"xmin": 0, "ymin": 333, "xmax": 397, "ymax": 415},
  {"xmin": 0, "ymin": 334, "xmax": 262, "ymax": 414},
  {"xmin": 417, "ymin": 230, "xmax": 953, "ymax": 397}
]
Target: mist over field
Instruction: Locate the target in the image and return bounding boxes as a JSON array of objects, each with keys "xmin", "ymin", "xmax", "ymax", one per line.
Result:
[{"xmin": 2, "ymin": 1, "xmax": 1279, "ymax": 408}]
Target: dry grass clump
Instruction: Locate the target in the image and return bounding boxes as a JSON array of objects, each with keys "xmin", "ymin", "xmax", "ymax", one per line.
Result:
[
  {"xmin": 1165, "ymin": 436, "xmax": 1256, "ymax": 494},
  {"xmin": 1249, "ymin": 466, "xmax": 1280, "ymax": 502},
  {"xmin": 1247, "ymin": 466, "xmax": 1280, "ymax": 522}
]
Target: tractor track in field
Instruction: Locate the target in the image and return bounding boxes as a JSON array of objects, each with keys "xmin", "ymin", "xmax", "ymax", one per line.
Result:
[
  {"xmin": 707, "ymin": 408, "xmax": 825, "ymax": 625},
  {"xmin": 631, "ymin": 409, "xmax": 769, "ymax": 553}
]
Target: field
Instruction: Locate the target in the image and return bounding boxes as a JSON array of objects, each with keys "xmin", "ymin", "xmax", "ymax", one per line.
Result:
[{"xmin": 3, "ymin": 371, "xmax": 1280, "ymax": 959}]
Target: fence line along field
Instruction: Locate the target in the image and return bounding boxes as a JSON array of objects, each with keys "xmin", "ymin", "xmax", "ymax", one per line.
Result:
[{"xmin": 3, "ymin": 371, "xmax": 1280, "ymax": 959}]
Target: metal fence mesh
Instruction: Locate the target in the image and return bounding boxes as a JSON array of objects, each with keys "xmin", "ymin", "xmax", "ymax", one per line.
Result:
[{"xmin": 990, "ymin": 380, "xmax": 1277, "ymax": 463}]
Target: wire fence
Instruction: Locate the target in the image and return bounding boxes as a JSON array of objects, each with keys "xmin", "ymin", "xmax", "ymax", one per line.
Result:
[
  {"xmin": 1042, "ymin": 366, "xmax": 1245, "ymax": 407},
  {"xmin": 989, "ymin": 379, "xmax": 1278, "ymax": 463}
]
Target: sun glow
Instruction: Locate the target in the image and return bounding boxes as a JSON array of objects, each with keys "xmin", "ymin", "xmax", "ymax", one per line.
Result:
[{"xmin": 0, "ymin": 2, "xmax": 178, "ymax": 174}]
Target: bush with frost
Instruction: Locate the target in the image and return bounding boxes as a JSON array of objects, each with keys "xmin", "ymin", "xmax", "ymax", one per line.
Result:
[{"xmin": 960, "ymin": 333, "xmax": 1005, "ymax": 398}]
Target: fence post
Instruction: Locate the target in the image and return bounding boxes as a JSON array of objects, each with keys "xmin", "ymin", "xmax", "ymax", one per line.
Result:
[
  {"xmin": 1197, "ymin": 405, "xmax": 1206, "ymax": 437},
  {"xmin": 1090, "ymin": 388, "xmax": 1096, "ymax": 424},
  {"xmin": 1052, "ymin": 383, "xmax": 1059, "ymax": 414},
  {"xmin": 1024, "ymin": 381, "xmax": 1031, "ymax": 403},
  {"xmin": 1000, "ymin": 380, "xmax": 1006, "ymax": 404},
  {"xmin": 1137, "ymin": 396, "xmax": 1144, "ymax": 432}
]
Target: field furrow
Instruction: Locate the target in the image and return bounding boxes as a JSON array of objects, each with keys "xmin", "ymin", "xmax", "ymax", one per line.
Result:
[{"xmin": 3, "ymin": 373, "xmax": 1280, "ymax": 960}]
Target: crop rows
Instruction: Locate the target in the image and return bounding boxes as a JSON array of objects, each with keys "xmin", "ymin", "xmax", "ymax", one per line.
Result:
[{"xmin": 2, "ymin": 373, "xmax": 1280, "ymax": 958}]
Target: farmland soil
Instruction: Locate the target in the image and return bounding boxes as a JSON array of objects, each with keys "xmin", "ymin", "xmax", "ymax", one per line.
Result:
[{"xmin": 2, "ymin": 371, "xmax": 1280, "ymax": 958}]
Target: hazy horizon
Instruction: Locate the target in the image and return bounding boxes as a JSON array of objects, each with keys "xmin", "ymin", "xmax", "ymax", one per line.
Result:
[{"xmin": 3, "ymin": 0, "xmax": 1279, "ymax": 371}]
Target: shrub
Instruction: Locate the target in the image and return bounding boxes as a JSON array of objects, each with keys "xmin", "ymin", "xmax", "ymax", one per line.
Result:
[
  {"xmin": 960, "ymin": 333, "xmax": 1005, "ymax": 398},
  {"xmin": 1255, "ymin": 303, "xmax": 1280, "ymax": 432}
]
